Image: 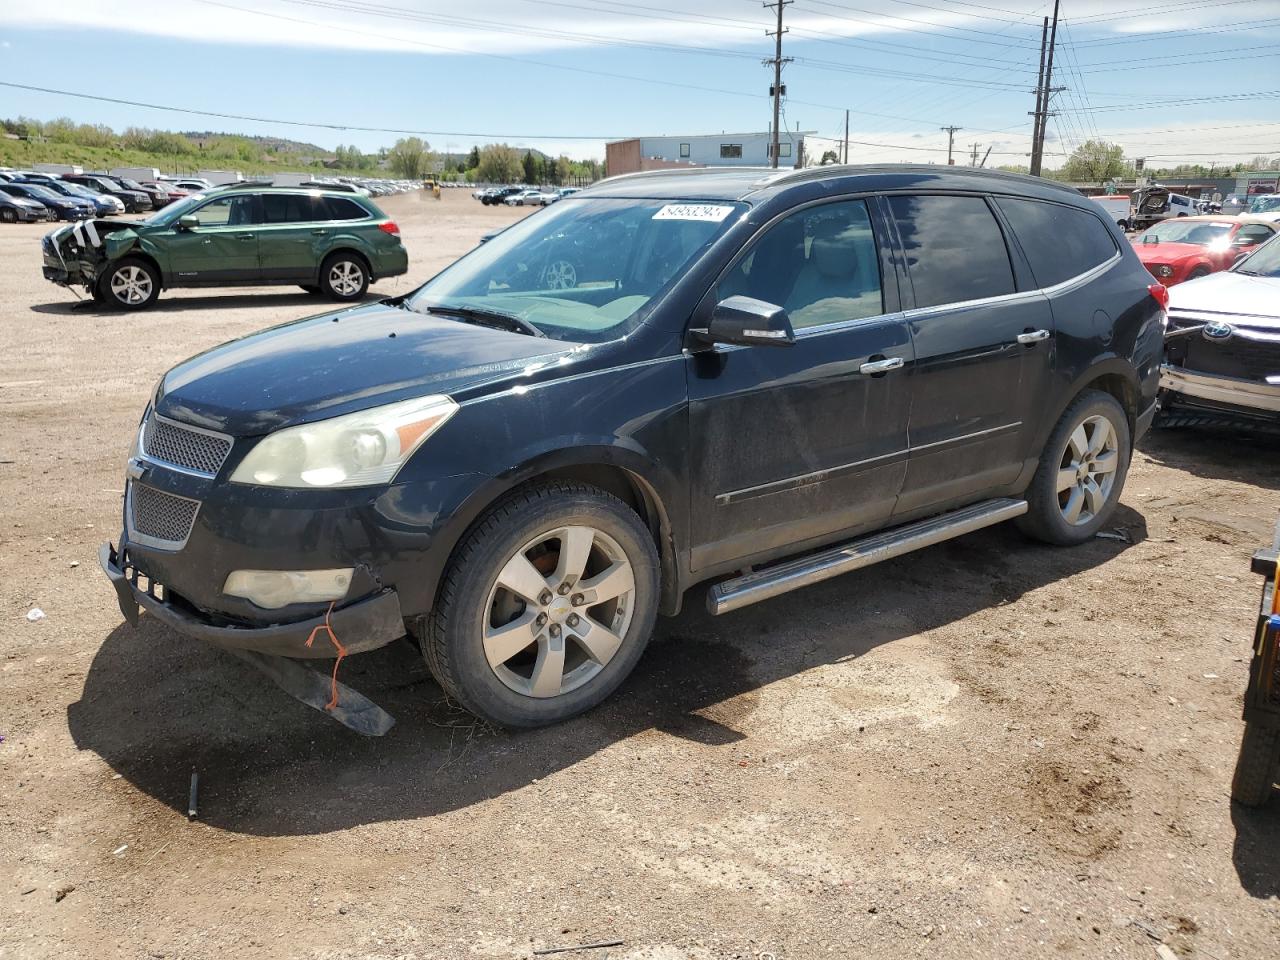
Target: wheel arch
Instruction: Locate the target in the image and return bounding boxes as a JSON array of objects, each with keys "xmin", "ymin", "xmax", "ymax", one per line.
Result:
[
  {"xmin": 103, "ymin": 248, "xmax": 166, "ymax": 291},
  {"xmin": 422, "ymin": 445, "xmax": 685, "ymax": 627},
  {"xmin": 316, "ymin": 246, "xmax": 372, "ymax": 284},
  {"xmin": 1035, "ymin": 359, "xmax": 1142, "ymax": 458}
]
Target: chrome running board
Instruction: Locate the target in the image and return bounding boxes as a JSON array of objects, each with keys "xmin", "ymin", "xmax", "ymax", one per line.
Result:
[{"xmin": 706, "ymin": 497, "xmax": 1028, "ymax": 616}]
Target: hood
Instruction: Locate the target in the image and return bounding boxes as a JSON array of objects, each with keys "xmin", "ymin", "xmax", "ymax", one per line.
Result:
[
  {"xmin": 1132, "ymin": 240, "xmax": 1208, "ymax": 262},
  {"xmin": 155, "ymin": 301, "xmax": 576, "ymax": 435},
  {"xmin": 1168, "ymin": 270, "xmax": 1280, "ymax": 327}
]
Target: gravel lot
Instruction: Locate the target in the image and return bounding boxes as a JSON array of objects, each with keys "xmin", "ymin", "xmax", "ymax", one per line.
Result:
[{"xmin": 1, "ymin": 189, "xmax": 1277, "ymax": 960}]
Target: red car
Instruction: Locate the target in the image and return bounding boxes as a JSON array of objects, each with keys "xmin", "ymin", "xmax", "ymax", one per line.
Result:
[
  {"xmin": 1132, "ymin": 215, "xmax": 1276, "ymax": 286},
  {"xmin": 141, "ymin": 181, "xmax": 195, "ymax": 204}
]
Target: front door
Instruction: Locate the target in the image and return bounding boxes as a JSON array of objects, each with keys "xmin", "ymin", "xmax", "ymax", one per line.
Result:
[
  {"xmin": 687, "ymin": 198, "xmax": 913, "ymax": 573},
  {"xmin": 885, "ymin": 193, "xmax": 1054, "ymax": 515},
  {"xmin": 166, "ymin": 193, "xmax": 261, "ymax": 285}
]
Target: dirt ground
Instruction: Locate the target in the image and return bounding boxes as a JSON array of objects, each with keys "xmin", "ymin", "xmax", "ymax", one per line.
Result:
[{"xmin": 1, "ymin": 189, "xmax": 1277, "ymax": 960}]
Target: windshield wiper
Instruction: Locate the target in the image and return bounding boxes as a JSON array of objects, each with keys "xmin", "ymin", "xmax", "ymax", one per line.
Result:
[{"xmin": 422, "ymin": 304, "xmax": 546, "ymax": 338}]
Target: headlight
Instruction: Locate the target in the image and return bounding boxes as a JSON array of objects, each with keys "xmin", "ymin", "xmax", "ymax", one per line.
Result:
[
  {"xmin": 229, "ymin": 395, "xmax": 458, "ymax": 489},
  {"xmin": 1155, "ymin": 265, "xmax": 1173, "ymax": 278}
]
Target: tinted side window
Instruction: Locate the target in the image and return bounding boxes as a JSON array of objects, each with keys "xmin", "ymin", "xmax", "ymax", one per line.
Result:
[
  {"xmin": 324, "ymin": 197, "xmax": 368, "ymax": 220},
  {"xmin": 262, "ymin": 194, "xmax": 329, "ymax": 224},
  {"xmin": 718, "ymin": 199, "xmax": 883, "ymax": 329},
  {"xmin": 995, "ymin": 197, "xmax": 1117, "ymax": 288},
  {"xmin": 888, "ymin": 195, "xmax": 1014, "ymax": 308}
]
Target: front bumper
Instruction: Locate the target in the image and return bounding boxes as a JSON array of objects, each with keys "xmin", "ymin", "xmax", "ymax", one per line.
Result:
[
  {"xmin": 100, "ymin": 543, "xmax": 406, "ymax": 658},
  {"xmin": 1160, "ymin": 365, "xmax": 1280, "ymax": 415}
]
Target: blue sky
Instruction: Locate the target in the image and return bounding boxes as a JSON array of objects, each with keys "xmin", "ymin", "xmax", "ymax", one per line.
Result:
[{"xmin": 1, "ymin": 0, "xmax": 1278, "ymax": 167}]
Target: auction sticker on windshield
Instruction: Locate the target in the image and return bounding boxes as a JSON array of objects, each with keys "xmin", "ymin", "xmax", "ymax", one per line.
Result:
[{"xmin": 652, "ymin": 204, "xmax": 736, "ymax": 222}]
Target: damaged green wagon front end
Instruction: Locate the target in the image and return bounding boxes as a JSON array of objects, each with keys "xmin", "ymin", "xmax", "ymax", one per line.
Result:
[{"xmin": 41, "ymin": 219, "xmax": 142, "ymax": 293}]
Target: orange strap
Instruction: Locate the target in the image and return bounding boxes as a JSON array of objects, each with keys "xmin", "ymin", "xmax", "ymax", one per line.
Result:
[{"xmin": 304, "ymin": 601, "xmax": 347, "ymax": 711}]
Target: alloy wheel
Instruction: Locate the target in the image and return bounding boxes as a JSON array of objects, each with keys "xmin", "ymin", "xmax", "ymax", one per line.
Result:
[
  {"xmin": 110, "ymin": 266, "xmax": 153, "ymax": 306},
  {"xmin": 1056, "ymin": 414, "xmax": 1119, "ymax": 526},
  {"xmin": 0, "ymin": 209, "xmax": 15, "ymax": 223},
  {"xmin": 329, "ymin": 260, "xmax": 364, "ymax": 296},
  {"xmin": 483, "ymin": 525, "xmax": 636, "ymax": 698}
]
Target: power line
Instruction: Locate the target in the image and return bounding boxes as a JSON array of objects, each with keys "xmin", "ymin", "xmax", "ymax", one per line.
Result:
[{"xmin": 765, "ymin": 0, "xmax": 793, "ymax": 170}]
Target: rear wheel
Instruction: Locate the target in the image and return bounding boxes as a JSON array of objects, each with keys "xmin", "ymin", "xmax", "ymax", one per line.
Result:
[
  {"xmin": 319, "ymin": 253, "xmax": 369, "ymax": 301},
  {"xmin": 1019, "ymin": 390, "xmax": 1131, "ymax": 545},
  {"xmin": 97, "ymin": 257, "xmax": 161, "ymax": 311},
  {"xmin": 425, "ymin": 481, "xmax": 659, "ymax": 728}
]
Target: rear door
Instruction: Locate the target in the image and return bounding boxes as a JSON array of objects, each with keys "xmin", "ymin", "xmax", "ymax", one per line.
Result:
[
  {"xmin": 886, "ymin": 193, "xmax": 1054, "ymax": 515},
  {"xmin": 165, "ymin": 193, "xmax": 261, "ymax": 284},
  {"xmin": 258, "ymin": 193, "xmax": 328, "ymax": 281},
  {"xmin": 687, "ymin": 197, "xmax": 913, "ymax": 572}
]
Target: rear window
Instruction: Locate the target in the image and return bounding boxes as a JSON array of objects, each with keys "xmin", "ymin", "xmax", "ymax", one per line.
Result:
[
  {"xmin": 262, "ymin": 194, "xmax": 369, "ymax": 223},
  {"xmin": 995, "ymin": 197, "xmax": 1117, "ymax": 288},
  {"xmin": 888, "ymin": 195, "xmax": 1015, "ymax": 309}
]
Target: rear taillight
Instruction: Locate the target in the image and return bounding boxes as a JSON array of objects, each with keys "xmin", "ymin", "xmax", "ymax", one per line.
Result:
[
  {"xmin": 378, "ymin": 221, "xmax": 400, "ymax": 237},
  {"xmin": 1147, "ymin": 282, "xmax": 1169, "ymax": 310}
]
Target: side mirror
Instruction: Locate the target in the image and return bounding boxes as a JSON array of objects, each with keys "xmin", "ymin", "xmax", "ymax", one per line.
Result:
[
  {"xmin": 177, "ymin": 215, "xmax": 199, "ymax": 231},
  {"xmin": 695, "ymin": 295, "xmax": 795, "ymax": 348}
]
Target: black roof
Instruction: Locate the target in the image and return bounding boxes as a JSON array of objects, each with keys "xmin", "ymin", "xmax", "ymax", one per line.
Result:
[{"xmin": 585, "ymin": 163, "xmax": 1084, "ymax": 205}]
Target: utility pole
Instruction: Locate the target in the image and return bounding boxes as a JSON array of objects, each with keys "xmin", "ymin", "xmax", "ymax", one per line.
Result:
[
  {"xmin": 1029, "ymin": 0, "xmax": 1062, "ymax": 177},
  {"xmin": 764, "ymin": 1, "xmax": 793, "ymax": 169},
  {"xmin": 940, "ymin": 125, "xmax": 962, "ymax": 166},
  {"xmin": 969, "ymin": 142, "xmax": 981, "ymax": 166},
  {"xmin": 843, "ymin": 109, "xmax": 849, "ymax": 164}
]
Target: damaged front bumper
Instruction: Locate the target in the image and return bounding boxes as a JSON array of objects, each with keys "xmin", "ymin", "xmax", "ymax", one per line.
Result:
[{"xmin": 100, "ymin": 543, "xmax": 406, "ymax": 659}]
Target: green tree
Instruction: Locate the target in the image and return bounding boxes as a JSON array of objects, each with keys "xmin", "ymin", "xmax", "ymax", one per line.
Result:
[
  {"xmin": 522, "ymin": 150, "xmax": 539, "ymax": 185},
  {"xmin": 819, "ymin": 149, "xmax": 839, "ymax": 165},
  {"xmin": 555, "ymin": 155, "xmax": 572, "ymax": 186},
  {"xmin": 387, "ymin": 136, "xmax": 432, "ymax": 179},
  {"xmin": 1060, "ymin": 139, "xmax": 1128, "ymax": 184},
  {"xmin": 466, "ymin": 145, "xmax": 481, "ymax": 170},
  {"xmin": 477, "ymin": 143, "xmax": 523, "ymax": 183}
]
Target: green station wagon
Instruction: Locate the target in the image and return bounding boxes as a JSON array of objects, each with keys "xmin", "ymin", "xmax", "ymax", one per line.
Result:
[{"xmin": 41, "ymin": 185, "xmax": 409, "ymax": 310}]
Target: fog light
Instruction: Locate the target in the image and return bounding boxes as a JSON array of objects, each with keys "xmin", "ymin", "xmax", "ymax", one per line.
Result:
[{"xmin": 223, "ymin": 568, "xmax": 354, "ymax": 609}]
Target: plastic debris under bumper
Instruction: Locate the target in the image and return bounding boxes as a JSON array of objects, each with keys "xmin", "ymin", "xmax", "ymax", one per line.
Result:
[
  {"xmin": 1160, "ymin": 365, "xmax": 1280, "ymax": 414},
  {"xmin": 99, "ymin": 542, "xmax": 406, "ymax": 659}
]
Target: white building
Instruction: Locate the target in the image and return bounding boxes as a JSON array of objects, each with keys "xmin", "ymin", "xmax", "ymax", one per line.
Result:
[{"xmin": 606, "ymin": 130, "xmax": 814, "ymax": 175}]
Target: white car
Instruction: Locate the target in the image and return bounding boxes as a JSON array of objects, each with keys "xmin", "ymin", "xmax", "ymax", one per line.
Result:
[
  {"xmin": 1160, "ymin": 233, "xmax": 1280, "ymax": 425},
  {"xmin": 1089, "ymin": 194, "xmax": 1132, "ymax": 230},
  {"xmin": 504, "ymin": 189, "xmax": 545, "ymax": 207},
  {"xmin": 1246, "ymin": 194, "xmax": 1280, "ymax": 223}
]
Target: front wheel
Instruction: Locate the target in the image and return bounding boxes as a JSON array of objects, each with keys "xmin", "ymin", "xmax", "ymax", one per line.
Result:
[
  {"xmin": 97, "ymin": 257, "xmax": 161, "ymax": 311},
  {"xmin": 1019, "ymin": 390, "xmax": 1131, "ymax": 545},
  {"xmin": 424, "ymin": 481, "xmax": 660, "ymax": 728},
  {"xmin": 0, "ymin": 208, "xmax": 16, "ymax": 224},
  {"xmin": 319, "ymin": 253, "xmax": 369, "ymax": 301}
]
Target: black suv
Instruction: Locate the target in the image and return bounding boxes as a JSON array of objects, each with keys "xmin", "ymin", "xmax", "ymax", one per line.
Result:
[
  {"xmin": 62, "ymin": 173, "xmax": 151, "ymax": 213},
  {"xmin": 101, "ymin": 166, "xmax": 1166, "ymax": 729}
]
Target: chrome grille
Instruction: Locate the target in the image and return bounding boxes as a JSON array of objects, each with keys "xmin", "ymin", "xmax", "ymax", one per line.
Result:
[
  {"xmin": 128, "ymin": 483, "xmax": 200, "ymax": 548},
  {"xmin": 142, "ymin": 415, "xmax": 232, "ymax": 476}
]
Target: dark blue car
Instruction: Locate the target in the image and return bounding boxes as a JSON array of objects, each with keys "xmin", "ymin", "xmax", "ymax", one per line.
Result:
[
  {"xmin": 17, "ymin": 176, "xmax": 119, "ymax": 216},
  {"xmin": 0, "ymin": 181, "xmax": 93, "ymax": 221},
  {"xmin": 101, "ymin": 165, "xmax": 1166, "ymax": 730}
]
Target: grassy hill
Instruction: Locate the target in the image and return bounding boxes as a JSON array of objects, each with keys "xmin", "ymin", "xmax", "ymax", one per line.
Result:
[{"xmin": 0, "ymin": 138, "xmax": 371, "ymax": 177}]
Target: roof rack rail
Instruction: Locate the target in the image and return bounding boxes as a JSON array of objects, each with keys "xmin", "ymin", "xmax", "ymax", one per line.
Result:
[{"xmin": 217, "ymin": 179, "xmax": 274, "ymax": 190}]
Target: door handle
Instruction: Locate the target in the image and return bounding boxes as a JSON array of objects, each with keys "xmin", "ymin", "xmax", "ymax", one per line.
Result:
[
  {"xmin": 1016, "ymin": 329, "xmax": 1051, "ymax": 345},
  {"xmin": 236, "ymin": 233, "xmax": 255, "ymax": 241},
  {"xmin": 311, "ymin": 229, "xmax": 329, "ymax": 235},
  {"xmin": 859, "ymin": 356, "xmax": 905, "ymax": 375}
]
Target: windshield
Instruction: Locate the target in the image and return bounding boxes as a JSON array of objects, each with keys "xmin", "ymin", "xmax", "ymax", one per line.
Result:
[
  {"xmin": 119, "ymin": 178, "xmax": 145, "ymax": 190},
  {"xmin": 143, "ymin": 193, "xmax": 207, "ymax": 226},
  {"xmin": 1234, "ymin": 233, "xmax": 1280, "ymax": 277},
  {"xmin": 1249, "ymin": 197, "xmax": 1280, "ymax": 213},
  {"xmin": 406, "ymin": 197, "xmax": 747, "ymax": 343},
  {"xmin": 1138, "ymin": 221, "xmax": 1232, "ymax": 245}
]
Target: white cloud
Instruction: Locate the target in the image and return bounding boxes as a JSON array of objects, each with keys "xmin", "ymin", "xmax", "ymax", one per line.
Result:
[{"xmin": 13, "ymin": 0, "xmax": 1276, "ymax": 56}]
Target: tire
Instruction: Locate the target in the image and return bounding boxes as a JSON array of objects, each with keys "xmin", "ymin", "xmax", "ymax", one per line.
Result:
[
  {"xmin": 96, "ymin": 257, "xmax": 161, "ymax": 311},
  {"xmin": 1019, "ymin": 390, "xmax": 1131, "ymax": 546},
  {"xmin": 1231, "ymin": 722, "xmax": 1280, "ymax": 807},
  {"xmin": 425, "ymin": 480, "xmax": 660, "ymax": 728},
  {"xmin": 298, "ymin": 284, "xmax": 321, "ymax": 294},
  {"xmin": 1187, "ymin": 266, "xmax": 1210, "ymax": 281},
  {"xmin": 318, "ymin": 253, "xmax": 369, "ymax": 301},
  {"xmin": 0, "ymin": 208, "xmax": 16, "ymax": 224}
]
